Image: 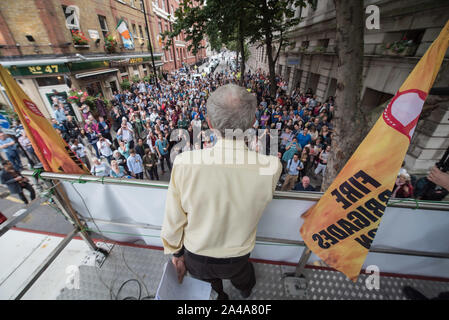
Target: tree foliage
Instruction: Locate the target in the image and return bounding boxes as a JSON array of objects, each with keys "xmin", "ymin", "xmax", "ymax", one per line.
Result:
[{"xmin": 163, "ymin": 0, "xmax": 311, "ymax": 93}]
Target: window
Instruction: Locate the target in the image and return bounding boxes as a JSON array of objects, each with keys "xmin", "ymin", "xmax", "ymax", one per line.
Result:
[
  {"xmin": 36, "ymin": 76, "xmax": 65, "ymax": 87},
  {"xmin": 119, "ymin": 66, "xmax": 127, "ymax": 74},
  {"xmin": 132, "ymin": 24, "xmax": 138, "ymax": 40},
  {"xmin": 140, "ymin": 0, "xmax": 144, "ymax": 11},
  {"xmin": 62, "ymin": 5, "xmax": 79, "ymax": 30},
  {"xmin": 130, "ymin": 0, "xmax": 135, "ymax": 7},
  {"xmin": 171, "ymin": 5, "xmax": 174, "ymax": 15},
  {"xmin": 139, "ymin": 25, "xmax": 144, "ymax": 40},
  {"xmin": 317, "ymin": 38, "xmax": 329, "ymax": 48},
  {"xmin": 158, "ymin": 22, "xmax": 163, "ymax": 34},
  {"xmin": 161, "ymin": 0, "xmax": 166, "ymax": 12},
  {"xmin": 301, "ymin": 40, "xmax": 309, "ymax": 48},
  {"xmin": 98, "ymin": 15, "xmax": 109, "ymax": 37}
]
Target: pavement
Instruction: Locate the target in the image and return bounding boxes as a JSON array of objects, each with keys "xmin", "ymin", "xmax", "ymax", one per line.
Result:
[{"xmin": 0, "ymin": 185, "xmax": 75, "ymax": 235}]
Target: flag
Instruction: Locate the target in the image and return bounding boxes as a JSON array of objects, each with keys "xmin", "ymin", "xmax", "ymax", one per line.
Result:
[
  {"xmin": 0, "ymin": 65, "xmax": 89, "ymax": 174},
  {"xmin": 116, "ymin": 19, "xmax": 134, "ymax": 50},
  {"xmin": 300, "ymin": 21, "xmax": 449, "ymax": 282},
  {"xmin": 116, "ymin": 19, "xmax": 131, "ymax": 39}
]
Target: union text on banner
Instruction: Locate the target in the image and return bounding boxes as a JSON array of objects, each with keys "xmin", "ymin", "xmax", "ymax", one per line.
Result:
[
  {"xmin": 0, "ymin": 65, "xmax": 89, "ymax": 174},
  {"xmin": 300, "ymin": 21, "xmax": 449, "ymax": 282}
]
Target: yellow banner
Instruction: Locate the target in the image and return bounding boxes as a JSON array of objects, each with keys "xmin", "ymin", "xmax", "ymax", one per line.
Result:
[
  {"xmin": 0, "ymin": 65, "xmax": 89, "ymax": 174},
  {"xmin": 300, "ymin": 21, "xmax": 449, "ymax": 282}
]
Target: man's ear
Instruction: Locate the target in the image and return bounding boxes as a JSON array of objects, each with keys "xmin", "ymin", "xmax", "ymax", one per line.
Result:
[{"xmin": 206, "ymin": 117, "xmax": 213, "ymax": 129}]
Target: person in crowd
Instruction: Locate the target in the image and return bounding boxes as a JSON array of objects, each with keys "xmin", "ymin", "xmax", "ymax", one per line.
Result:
[
  {"xmin": 294, "ymin": 175, "xmax": 315, "ymax": 191},
  {"xmin": 135, "ymin": 138, "xmax": 149, "ymax": 159},
  {"xmin": 118, "ymin": 140, "xmax": 130, "ymax": 159},
  {"xmin": 281, "ymin": 153, "xmax": 304, "ymax": 191},
  {"xmin": 282, "ymin": 137, "xmax": 301, "ymax": 168},
  {"xmin": 90, "ymin": 157, "xmax": 110, "ymax": 177},
  {"xmin": 18, "ymin": 130, "xmax": 39, "ymax": 165},
  {"xmin": 86, "ymin": 127, "xmax": 100, "ymax": 158},
  {"xmin": 392, "ymin": 173, "xmax": 414, "ymax": 198},
  {"xmin": 65, "ymin": 115, "xmax": 80, "ymax": 140},
  {"xmin": 142, "ymin": 148, "xmax": 159, "ymax": 180},
  {"xmin": 54, "ymin": 103, "xmax": 67, "ymax": 125},
  {"xmin": 161, "ymin": 84, "xmax": 282, "ymax": 300},
  {"xmin": 79, "ymin": 104, "xmax": 91, "ymax": 120},
  {"xmin": 96, "ymin": 134, "xmax": 113, "ymax": 164},
  {"xmin": 280, "ymin": 127, "xmax": 294, "ymax": 153},
  {"xmin": 1, "ymin": 160, "xmax": 35, "ymax": 204},
  {"xmin": 110, "ymin": 159, "xmax": 127, "ymax": 178},
  {"xmin": 155, "ymin": 133, "xmax": 171, "ymax": 174},
  {"xmin": 70, "ymin": 138, "xmax": 91, "ymax": 170},
  {"xmin": 314, "ymin": 145, "xmax": 330, "ymax": 177},
  {"xmin": 112, "ymin": 150, "xmax": 130, "ymax": 175},
  {"xmin": 97, "ymin": 116, "xmax": 112, "ymax": 141},
  {"xmin": 297, "ymin": 127, "xmax": 312, "ymax": 149},
  {"xmin": 117, "ymin": 120, "xmax": 134, "ymax": 148},
  {"xmin": 127, "ymin": 148, "xmax": 144, "ymax": 179},
  {"xmin": 300, "ymin": 146, "xmax": 311, "ymax": 179},
  {"xmin": 0, "ymin": 131, "xmax": 22, "ymax": 171}
]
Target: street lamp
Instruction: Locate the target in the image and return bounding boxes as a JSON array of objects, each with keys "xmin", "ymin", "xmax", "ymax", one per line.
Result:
[{"xmin": 141, "ymin": 0, "xmax": 160, "ymax": 89}]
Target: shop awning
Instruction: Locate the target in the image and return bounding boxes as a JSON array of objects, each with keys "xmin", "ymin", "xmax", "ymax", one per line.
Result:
[{"xmin": 75, "ymin": 68, "xmax": 119, "ymax": 79}]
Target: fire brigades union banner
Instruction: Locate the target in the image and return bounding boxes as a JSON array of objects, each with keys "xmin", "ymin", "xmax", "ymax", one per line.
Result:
[
  {"xmin": 300, "ymin": 21, "xmax": 449, "ymax": 282},
  {"xmin": 0, "ymin": 65, "xmax": 89, "ymax": 174}
]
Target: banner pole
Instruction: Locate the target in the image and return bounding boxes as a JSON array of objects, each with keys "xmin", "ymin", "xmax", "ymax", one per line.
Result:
[
  {"xmin": 282, "ymin": 245, "xmax": 312, "ymax": 298},
  {"xmin": 36, "ymin": 173, "xmax": 102, "ymax": 253},
  {"xmin": 52, "ymin": 182, "xmax": 102, "ymax": 252},
  {"xmin": 295, "ymin": 246, "xmax": 312, "ymax": 277}
]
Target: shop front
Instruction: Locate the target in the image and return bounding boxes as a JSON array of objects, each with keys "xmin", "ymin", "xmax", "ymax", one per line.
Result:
[
  {"xmin": 7, "ymin": 63, "xmax": 81, "ymax": 120},
  {"xmin": 3, "ymin": 53, "xmax": 164, "ymax": 121}
]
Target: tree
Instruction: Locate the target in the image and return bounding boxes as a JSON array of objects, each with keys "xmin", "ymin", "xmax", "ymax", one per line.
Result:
[
  {"xmin": 321, "ymin": 0, "xmax": 367, "ymax": 191},
  {"xmin": 163, "ymin": 0, "xmax": 253, "ymax": 86},
  {"xmin": 247, "ymin": 0, "xmax": 307, "ymax": 97},
  {"xmin": 164, "ymin": 0, "xmax": 309, "ymax": 93}
]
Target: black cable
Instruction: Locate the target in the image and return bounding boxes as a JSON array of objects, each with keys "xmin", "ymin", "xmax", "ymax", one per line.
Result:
[
  {"xmin": 116, "ymin": 279, "xmax": 141, "ymax": 300},
  {"xmin": 69, "ymin": 183, "xmax": 103, "ymax": 234}
]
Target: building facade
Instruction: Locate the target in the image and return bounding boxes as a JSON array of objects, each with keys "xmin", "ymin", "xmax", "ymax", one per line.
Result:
[
  {"xmin": 151, "ymin": 0, "xmax": 207, "ymax": 72},
  {"xmin": 0, "ymin": 0, "xmax": 165, "ymax": 120},
  {"xmin": 247, "ymin": 0, "xmax": 449, "ymax": 174}
]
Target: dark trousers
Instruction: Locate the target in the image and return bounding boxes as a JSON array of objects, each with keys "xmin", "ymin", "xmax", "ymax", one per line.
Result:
[
  {"xmin": 184, "ymin": 249, "xmax": 256, "ymax": 299},
  {"xmin": 7, "ymin": 151, "xmax": 22, "ymax": 172},
  {"xmin": 91, "ymin": 144, "xmax": 100, "ymax": 158},
  {"xmin": 146, "ymin": 166, "xmax": 159, "ymax": 180},
  {"xmin": 18, "ymin": 182, "xmax": 36, "ymax": 204},
  {"xmin": 135, "ymin": 172, "xmax": 144, "ymax": 179},
  {"xmin": 160, "ymin": 153, "xmax": 172, "ymax": 172}
]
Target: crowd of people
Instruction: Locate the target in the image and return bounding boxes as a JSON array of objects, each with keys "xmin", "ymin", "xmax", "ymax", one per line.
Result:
[
  {"xmin": 0, "ymin": 54, "xmax": 447, "ymax": 204},
  {"xmin": 52, "ymin": 61, "xmax": 338, "ymax": 192}
]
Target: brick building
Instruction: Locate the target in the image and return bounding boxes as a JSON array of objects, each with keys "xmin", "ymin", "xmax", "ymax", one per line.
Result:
[
  {"xmin": 151, "ymin": 0, "xmax": 207, "ymax": 73},
  {"xmin": 0, "ymin": 0, "xmax": 165, "ymax": 120},
  {"xmin": 247, "ymin": 0, "xmax": 449, "ymax": 174}
]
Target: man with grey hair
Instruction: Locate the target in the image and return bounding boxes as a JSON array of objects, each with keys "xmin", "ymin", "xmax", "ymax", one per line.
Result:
[{"xmin": 161, "ymin": 84, "xmax": 282, "ymax": 300}]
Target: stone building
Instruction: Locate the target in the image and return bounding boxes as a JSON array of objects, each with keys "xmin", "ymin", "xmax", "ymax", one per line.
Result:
[
  {"xmin": 151, "ymin": 0, "xmax": 207, "ymax": 72},
  {"xmin": 247, "ymin": 0, "xmax": 449, "ymax": 173},
  {"xmin": 0, "ymin": 0, "xmax": 166, "ymax": 120}
]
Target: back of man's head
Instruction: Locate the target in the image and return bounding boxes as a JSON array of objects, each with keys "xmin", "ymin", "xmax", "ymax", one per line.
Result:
[{"xmin": 206, "ymin": 84, "xmax": 256, "ymax": 137}]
